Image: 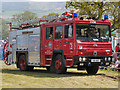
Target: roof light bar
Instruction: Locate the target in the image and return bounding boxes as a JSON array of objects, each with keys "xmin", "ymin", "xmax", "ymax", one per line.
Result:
[
  {"xmin": 73, "ymin": 13, "xmax": 78, "ymax": 18},
  {"xmin": 104, "ymin": 15, "xmax": 108, "ymax": 19}
]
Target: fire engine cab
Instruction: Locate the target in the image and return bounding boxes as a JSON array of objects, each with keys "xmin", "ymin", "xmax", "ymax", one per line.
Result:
[{"xmin": 3, "ymin": 12, "xmax": 112, "ymax": 75}]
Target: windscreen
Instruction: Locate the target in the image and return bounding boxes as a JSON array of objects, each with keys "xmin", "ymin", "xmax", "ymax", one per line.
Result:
[{"xmin": 76, "ymin": 23, "xmax": 111, "ymax": 41}]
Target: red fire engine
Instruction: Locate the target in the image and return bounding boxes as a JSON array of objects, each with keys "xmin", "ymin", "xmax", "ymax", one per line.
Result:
[{"xmin": 3, "ymin": 12, "xmax": 112, "ymax": 74}]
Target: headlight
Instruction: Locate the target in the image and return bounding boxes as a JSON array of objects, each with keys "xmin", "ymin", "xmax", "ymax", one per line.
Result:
[
  {"xmin": 83, "ymin": 57, "xmax": 87, "ymax": 61},
  {"xmin": 105, "ymin": 57, "xmax": 107, "ymax": 61},
  {"xmin": 79, "ymin": 46, "xmax": 83, "ymax": 49},
  {"xmin": 79, "ymin": 57, "xmax": 83, "ymax": 61},
  {"xmin": 108, "ymin": 57, "xmax": 111, "ymax": 61}
]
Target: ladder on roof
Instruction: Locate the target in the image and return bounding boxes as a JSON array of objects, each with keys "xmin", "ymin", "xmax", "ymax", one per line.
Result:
[
  {"xmin": 10, "ymin": 12, "xmax": 73, "ymax": 31},
  {"xmin": 18, "ymin": 14, "xmax": 59, "ymax": 25}
]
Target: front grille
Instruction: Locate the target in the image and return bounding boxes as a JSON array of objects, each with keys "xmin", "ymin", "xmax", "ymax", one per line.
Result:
[
  {"xmin": 98, "ymin": 52, "xmax": 106, "ymax": 55},
  {"xmin": 84, "ymin": 52, "xmax": 93, "ymax": 55},
  {"xmin": 84, "ymin": 52, "xmax": 106, "ymax": 55},
  {"xmin": 87, "ymin": 46, "xmax": 103, "ymax": 48}
]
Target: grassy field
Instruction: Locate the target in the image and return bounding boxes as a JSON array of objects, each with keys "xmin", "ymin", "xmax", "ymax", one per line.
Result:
[{"xmin": 1, "ymin": 61, "xmax": 119, "ymax": 88}]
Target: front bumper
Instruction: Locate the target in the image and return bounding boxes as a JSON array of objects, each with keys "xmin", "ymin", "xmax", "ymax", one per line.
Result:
[{"xmin": 73, "ymin": 55, "xmax": 112, "ymax": 66}]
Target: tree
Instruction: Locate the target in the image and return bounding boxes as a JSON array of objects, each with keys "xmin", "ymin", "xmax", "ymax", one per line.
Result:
[
  {"xmin": 12, "ymin": 11, "xmax": 38, "ymax": 23},
  {"xmin": 107, "ymin": 2, "xmax": 120, "ymax": 31},
  {"xmin": 1, "ymin": 11, "xmax": 38, "ymax": 40},
  {"xmin": 0, "ymin": 18, "xmax": 2, "ymax": 40},
  {"xmin": 1, "ymin": 19, "xmax": 9, "ymax": 40},
  {"xmin": 65, "ymin": 1, "xmax": 120, "ymax": 30},
  {"xmin": 42, "ymin": 12, "xmax": 59, "ymax": 18}
]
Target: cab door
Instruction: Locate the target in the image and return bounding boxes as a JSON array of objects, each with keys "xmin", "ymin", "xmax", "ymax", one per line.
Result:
[
  {"xmin": 44, "ymin": 26, "xmax": 53, "ymax": 55},
  {"xmin": 54, "ymin": 25, "xmax": 63, "ymax": 50},
  {"xmin": 63, "ymin": 24, "xmax": 74, "ymax": 55}
]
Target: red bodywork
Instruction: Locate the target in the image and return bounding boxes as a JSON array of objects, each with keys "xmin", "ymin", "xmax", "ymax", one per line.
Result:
[
  {"xmin": 4, "ymin": 15, "xmax": 112, "ymax": 67},
  {"xmin": 40, "ymin": 18, "xmax": 112, "ymax": 67}
]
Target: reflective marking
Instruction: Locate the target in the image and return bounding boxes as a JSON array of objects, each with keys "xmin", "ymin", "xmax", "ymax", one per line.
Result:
[
  {"xmin": 66, "ymin": 59, "xmax": 72, "ymax": 61},
  {"xmin": 46, "ymin": 64, "xmax": 50, "ymax": 66},
  {"xmin": 28, "ymin": 63, "xmax": 40, "ymax": 66},
  {"xmin": 106, "ymin": 50, "xmax": 110, "ymax": 52},
  {"xmin": 66, "ymin": 66, "xmax": 70, "ymax": 67},
  {"xmin": 46, "ymin": 58, "xmax": 52, "ymax": 60}
]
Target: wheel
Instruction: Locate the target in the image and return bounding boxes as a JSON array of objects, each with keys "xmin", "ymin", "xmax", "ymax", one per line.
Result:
[
  {"xmin": 3, "ymin": 41, "xmax": 11, "ymax": 65},
  {"xmin": 18, "ymin": 55, "xmax": 34, "ymax": 71},
  {"xmin": 18, "ymin": 55, "xmax": 28, "ymax": 71},
  {"xmin": 86, "ymin": 65, "xmax": 99, "ymax": 75},
  {"xmin": 53, "ymin": 54, "xmax": 67, "ymax": 74}
]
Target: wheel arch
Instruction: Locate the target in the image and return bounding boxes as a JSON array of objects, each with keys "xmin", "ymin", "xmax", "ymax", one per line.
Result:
[
  {"xmin": 51, "ymin": 50, "xmax": 66, "ymax": 73},
  {"xmin": 50, "ymin": 50, "xmax": 65, "ymax": 72},
  {"xmin": 52, "ymin": 50, "xmax": 65, "ymax": 61},
  {"xmin": 16, "ymin": 51, "xmax": 28, "ymax": 68}
]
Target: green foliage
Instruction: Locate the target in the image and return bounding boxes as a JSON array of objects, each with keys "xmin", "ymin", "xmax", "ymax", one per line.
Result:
[
  {"xmin": 0, "ymin": 19, "xmax": 2, "ymax": 40},
  {"xmin": 42, "ymin": 12, "xmax": 59, "ymax": 18},
  {"xmin": 108, "ymin": 2, "xmax": 120, "ymax": 30},
  {"xmin": 2, "ymin": 19, "xmax": 9, "ymax": 40},
  {"xmin": 12, "ymin": 11, "xmax": 38, "ymax": 23},
  {"xmin": 2, "ymin": 11, "xmax": 38, "ymax": 40},
  {"xmin": 65, "ymin": 1, "xmax": 120, "ymax": 30}
]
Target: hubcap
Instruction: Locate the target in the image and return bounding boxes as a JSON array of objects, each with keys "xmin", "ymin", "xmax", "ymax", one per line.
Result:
[
  {"xmin": 55, "ymin": 59, "xmax": 62, "ymax": 70},
  {"xmin": 20, "ymin": 58, "xmax": 25, "ymax": 69}
]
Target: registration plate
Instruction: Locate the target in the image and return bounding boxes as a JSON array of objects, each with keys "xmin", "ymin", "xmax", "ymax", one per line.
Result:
[{"xmin": 91, "ymin": 59, "xmax": 101, "ymax": 62}]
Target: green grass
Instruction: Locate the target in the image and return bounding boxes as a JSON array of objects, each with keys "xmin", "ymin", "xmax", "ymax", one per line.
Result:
[{"xmin": 1, "ymin": 61, "xmax": 119, "ymax": 88}]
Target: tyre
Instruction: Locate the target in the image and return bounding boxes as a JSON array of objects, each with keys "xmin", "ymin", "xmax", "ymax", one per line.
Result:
[
  {"xmin": 53, "ymin": 54, "xmax": 67, "ymax": 74},
  {"xmin": 86, "ymin": 65, "xmax": 99, "ymax": 75},
  {"xmin": 18, "ymin": 55, "xmax": 28, "ymax": 71}
]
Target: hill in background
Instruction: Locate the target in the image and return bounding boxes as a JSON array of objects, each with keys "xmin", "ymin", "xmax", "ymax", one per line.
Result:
[{"xmin": 2, "ymin": 2, "xmax": 67, "ymax": 19}]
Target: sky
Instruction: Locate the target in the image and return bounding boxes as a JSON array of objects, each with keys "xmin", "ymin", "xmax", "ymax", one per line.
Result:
[
  {"xmin": 2, "ymin": 0, "xmax": 119, "ymax": 2},
  {"xmin": 1, "ymin": 0, "xmax": 70, "ymax": 2},
  {"xmin": 30, "ymin": 0, "xmax": 69, "ymax": 2}
]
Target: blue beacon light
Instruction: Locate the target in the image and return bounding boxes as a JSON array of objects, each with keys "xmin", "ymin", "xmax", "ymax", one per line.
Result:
[
  {"xmin": 104, "ymin": 15, "xmax": 108, "ymax": 19},
  {"xmin": 73, "ymin": 13, "xmax": 78, "ymax": 18}
]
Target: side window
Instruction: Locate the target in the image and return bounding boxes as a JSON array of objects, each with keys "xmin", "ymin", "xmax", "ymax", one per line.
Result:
[
  {"xmin": 46, "ymin": 27, "xmax": 53, "ymax": 40},
  {"xmin": 55, "ymin": 26, "xmax": 63, "ymax": 39},
  {"xmin": 64, "ymin": 25, "xmax": 73, "ymax": 38}
]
